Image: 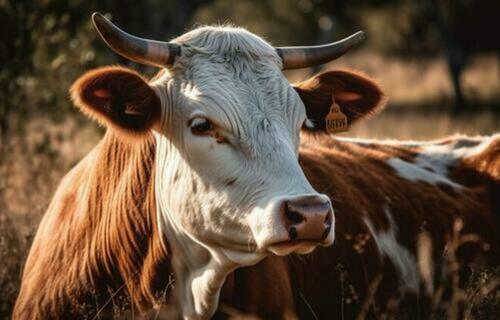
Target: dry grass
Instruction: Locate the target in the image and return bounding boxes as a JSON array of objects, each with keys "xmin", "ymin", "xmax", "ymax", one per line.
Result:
[
  {"xmin": 0, "ymin": 118, "xmax": 101, "ymax": 319},
  {"xmin": 1, "ymin": 53, "xmax": 498, "ymax": 318}
]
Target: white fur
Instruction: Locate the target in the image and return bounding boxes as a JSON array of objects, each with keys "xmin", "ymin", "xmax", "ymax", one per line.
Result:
[
  {"xmin": 337, "ymin": 134, "xmax": 491, "ymax": 149},
  {"xmin": 150, "ymin": 26, "xmax": 334, "ymax": 319},
  {"xmin": 386, "ymin": 158, "xmax": 462, "ymax": 189},
  {"xmin": 385, "ymin": 135, "xmax": 495, "ymax": 189},
  {"xmin": 364, "ymin": 207, "xmax": 419, "ymax": 294}
]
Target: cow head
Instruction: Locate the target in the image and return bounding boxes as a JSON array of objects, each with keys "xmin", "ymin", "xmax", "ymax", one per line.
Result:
[{"xmin": 71, "ymin": 13, "xmax": 385, "ymax": 319}]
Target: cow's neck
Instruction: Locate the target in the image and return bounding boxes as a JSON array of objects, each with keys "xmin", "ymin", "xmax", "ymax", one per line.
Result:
[
  {"xmin": 159, "ymin": 214, "xmax": 237, "ymax": 319},
  {"xmin": 154, "ymin": 134, "xmax": 240, "ymax": 319}
]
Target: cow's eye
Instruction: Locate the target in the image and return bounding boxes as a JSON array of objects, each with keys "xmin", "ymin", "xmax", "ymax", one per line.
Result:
[{"xmin": 190, "ymin": 117, "xmax": 213, "ymax": 135}]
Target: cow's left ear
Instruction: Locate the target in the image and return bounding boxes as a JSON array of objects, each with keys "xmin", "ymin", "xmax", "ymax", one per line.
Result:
[
  {"xmin": 70, "ymin": 66, "xmax": 161, "ymax": 137},
  {"xmin": 294, "ymin": 70, "xmax": 386, "ymax": 134}
]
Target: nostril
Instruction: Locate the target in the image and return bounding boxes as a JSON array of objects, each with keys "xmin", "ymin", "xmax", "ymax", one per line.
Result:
[
  {"xmin": 288, "ymin": 226, "xmax": 298, "ymax": 240},
  {"xmin": 324, "ymin": 209, "xmax": 333, "ymax": 227},
  {"xmin": 285, "ymin": 202, "xmax": 305, "ymax": 225},
  {"xmin": 321, "ymin": 225, "xmax": 331, "ymax": 240}
]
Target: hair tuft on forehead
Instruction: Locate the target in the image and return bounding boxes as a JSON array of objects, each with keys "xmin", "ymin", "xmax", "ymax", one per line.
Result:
[{"xmin": 172, "ymin": 25, "xmax": 281, "ymax": 63}]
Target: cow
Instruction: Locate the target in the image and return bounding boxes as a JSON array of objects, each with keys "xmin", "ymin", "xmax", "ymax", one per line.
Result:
[{"xmin": 13, "ymin": 13, "xmax": 499, "ymax": 320}]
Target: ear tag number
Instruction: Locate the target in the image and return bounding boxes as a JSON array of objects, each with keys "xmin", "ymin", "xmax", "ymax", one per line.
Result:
[{"xmin": 325, "ymin": 96, "xmax": 348, "ymax": 133}]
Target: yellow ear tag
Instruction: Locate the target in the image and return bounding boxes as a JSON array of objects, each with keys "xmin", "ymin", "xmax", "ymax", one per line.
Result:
[{"xmin": 325, "ymin": 96, "xmax": 348, "ymax": 133}]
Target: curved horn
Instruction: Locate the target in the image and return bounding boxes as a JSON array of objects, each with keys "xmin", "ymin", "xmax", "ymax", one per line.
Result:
[
  {"xmin": 276, "ymin": 31, "xmax": 366, "ymax": 70},
  {"xmin": 91, "ymin": 12, "xmax": 180, "ymax": 68}
]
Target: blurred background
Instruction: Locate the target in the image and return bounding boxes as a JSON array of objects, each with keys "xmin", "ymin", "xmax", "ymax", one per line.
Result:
[{"xmin": 0, "ymin": 0, "xmax": 499, "ymax": 317}]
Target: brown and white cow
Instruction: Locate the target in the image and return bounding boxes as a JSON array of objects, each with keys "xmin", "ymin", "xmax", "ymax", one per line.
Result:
[{"xmin": 14, "ymin": 13, "xmax": 499, "ymax": 319}]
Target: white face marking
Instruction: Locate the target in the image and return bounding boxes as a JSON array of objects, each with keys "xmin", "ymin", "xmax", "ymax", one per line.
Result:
[
  {"xmin": 364, "ymin": 207, "xmax": 419, "ymax": 294},
  {"xmin": 149, "ymin": 26, "xmax": 334, "ymax": 318}
]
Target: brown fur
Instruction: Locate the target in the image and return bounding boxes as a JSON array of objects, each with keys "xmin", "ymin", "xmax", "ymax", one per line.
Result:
[{"xmin": 13, "ymin": 133, "xmax": 171, "ymax": 319}]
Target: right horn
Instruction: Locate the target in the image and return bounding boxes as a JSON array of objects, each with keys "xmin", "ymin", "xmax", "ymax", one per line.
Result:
[
  {"xmin": 91, "ymin": 12, "xmax": 181, "ymax": 68},
  {"xmin": 276, "ymin": 31, "xmax": 366, "ymax": 70}
]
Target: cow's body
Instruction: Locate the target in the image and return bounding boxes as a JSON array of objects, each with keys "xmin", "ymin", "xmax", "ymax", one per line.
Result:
[{"xmin": 14, "ymin": 132, "xmax": 499, "ymax": 319}]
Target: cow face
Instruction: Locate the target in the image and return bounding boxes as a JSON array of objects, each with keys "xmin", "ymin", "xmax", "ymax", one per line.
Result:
[{"xmin": 71, "ymin": 26, "xmax": 384, "ymax": 265}]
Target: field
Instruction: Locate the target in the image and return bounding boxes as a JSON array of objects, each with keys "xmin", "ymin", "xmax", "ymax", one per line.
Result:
[{"xmin": 1, "ymin": 52, "xmax": 499, "ymax": 318}]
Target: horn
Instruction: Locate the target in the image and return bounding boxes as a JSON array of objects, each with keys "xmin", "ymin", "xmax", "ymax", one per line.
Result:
[
  {"xmin": 276, "ymin": 31, "xmax": 366, "ymax": 70},
  {"xmin": 91, "ymin": 12, "xmax": 180, "ymax": 68}
]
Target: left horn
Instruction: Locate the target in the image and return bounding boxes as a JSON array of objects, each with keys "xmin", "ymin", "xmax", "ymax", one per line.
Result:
[
  {"xmin": 91, "ymin": 12, "xmax": 181, "ymax": 68},
  {"xmin": 276, "ymin": 31, "xmax": 366, "ymax": 70}
]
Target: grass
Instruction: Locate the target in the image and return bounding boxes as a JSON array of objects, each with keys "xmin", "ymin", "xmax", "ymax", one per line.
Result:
[{"xmin": 1, "ymin": 52, "xmax": 499, "ymax": 318}]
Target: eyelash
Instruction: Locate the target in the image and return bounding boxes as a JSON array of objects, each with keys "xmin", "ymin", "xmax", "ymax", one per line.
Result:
[{"xmin": 189, "ymin": 118, "xmax": 213, "ymax": 135}]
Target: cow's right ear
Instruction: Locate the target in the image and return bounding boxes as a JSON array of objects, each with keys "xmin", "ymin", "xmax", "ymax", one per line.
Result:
[
  {"xmin": 294, "ymin": 70, "xmax": 386, "ymax": 134},
  {"xmin": 70, "ymin": 66, "xmax": 161, "ymax": 136}
]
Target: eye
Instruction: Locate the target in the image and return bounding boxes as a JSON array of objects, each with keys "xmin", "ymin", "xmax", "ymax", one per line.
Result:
[{"xmin": 189, "ymin": 117, "xmax": 213, "ymax": 135}]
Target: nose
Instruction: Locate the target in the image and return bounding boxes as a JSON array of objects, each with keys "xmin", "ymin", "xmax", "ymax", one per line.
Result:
[{"xmin": 282, "ymin": 195, "xmax": 333, "ymax": 242}]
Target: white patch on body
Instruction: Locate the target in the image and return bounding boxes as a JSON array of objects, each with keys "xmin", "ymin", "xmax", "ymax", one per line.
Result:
[
  {"xmin": 382, "ymin": 135, "xmax": 496, "ymax": 189},
  {"xmin": 336, "ymin": 134, "xmax": 490, "ymax": 148},
  {"xmin": 364, "ymin": 207, "xmax": 419, "ymax": 294},
  {"xmin": 386, "ymin": 158, "xmax": 462, "ymax": 189}
]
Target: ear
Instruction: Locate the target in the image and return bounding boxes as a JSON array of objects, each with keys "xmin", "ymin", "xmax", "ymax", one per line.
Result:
[
  {"xmin": 70, "ymin": 66, "xmax": 161, "ymax": 136},
  {"xmin": 294, "ymin": 69, "xmax": 386, "ymax": 134}
]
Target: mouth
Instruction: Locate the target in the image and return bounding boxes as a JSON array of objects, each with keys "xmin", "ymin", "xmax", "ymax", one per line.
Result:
[{"xmin": 267, "ymin": 239, "xmax": 327, "ymax": 256}]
